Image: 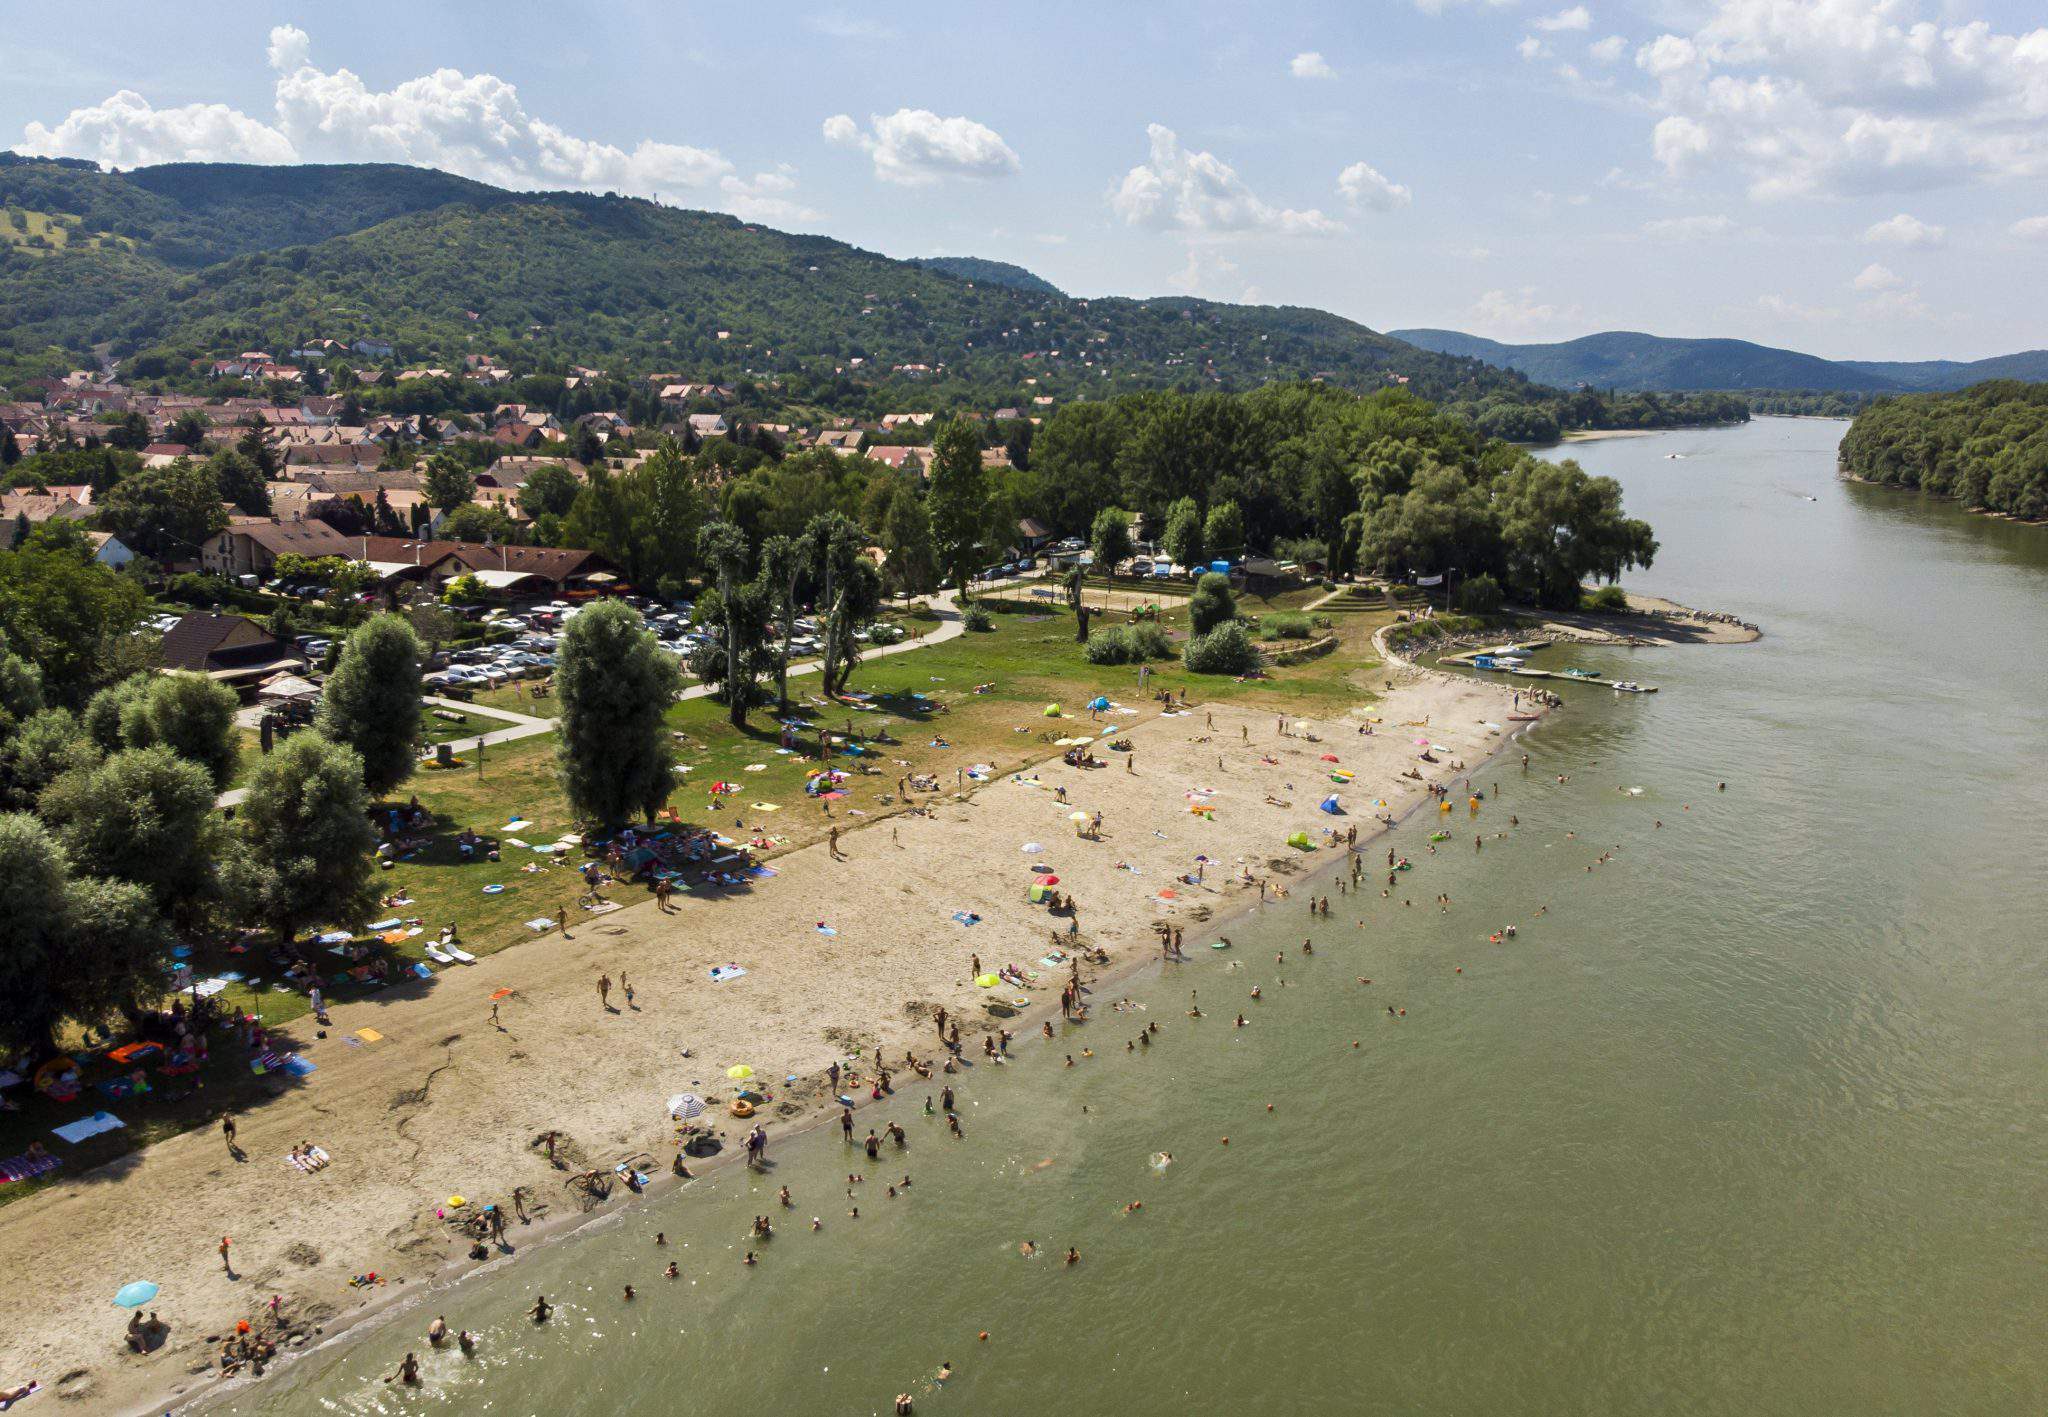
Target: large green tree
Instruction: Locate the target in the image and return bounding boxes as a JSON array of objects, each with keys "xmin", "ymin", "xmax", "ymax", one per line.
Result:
[
  {"xmin": 228, "ymin": 732, "xmax": 379, "ymax": 943},
  {"xmin": 1160, "ymin": 496, "xmax": 1204, "ymax": 571},
  {"xmin": 131, "ymin": 671, "xmax": 240, "ymax": 790},
  {"xmin": 1090, "ymin": 506, "xmax": 1134, "ymax": 599},
  {"xmin": 1491, "ymin": 457, "xmax": 1657, "ymax": 608},
  {"xmin": 0, "ymin": 548, "xmax": 148, "ymax": 706},
  {"xmin": 554, "ymin": 600, "xmax": 679, "ymax": 826},
  {"xmin": 317, "ymin": 614, "xmax": 423, "ymax": 795},
  {"xmin": 1188, "ymin": 571, "xmax": 1237, "ymax": 634},
  {"xmin": 422, "ymin": 452, "xmax": 478, "ymax": 512},
  {"xmin": 879, "ymin": 484, "xmax": 937, "ymax": 597},
  {"xmin": 924, "ymin": 418, "xmax": 991, "ymax": 598},
  {"xmin": 40, "ymin": 746, "xmax": 221, "ymax": 925},
  {"xmin": 96, "ymin": 459, "xmax": 228, "ymax": 561}
]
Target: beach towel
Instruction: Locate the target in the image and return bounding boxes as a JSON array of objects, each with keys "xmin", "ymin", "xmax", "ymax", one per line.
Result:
[
  {"xmin": 189, "ymin": 977, "xmax": 231, "ymax": 998},
  {"xmin": 51, "ymin": 1111, "xmax": 125, "ymax": 1144},
  {"xmin": 524, "ymin": 918, "xmax": 555, "ymax": 933},
  {"xmin": 815, "ymin": 924, "xmax": 837, "ymax": 936},
  {"xmin": 355, "ymin": 1028, "xmax": 384, "ymax": 1043},
  {"xmin": 749, "ymin": 802, "xmax": 780, "ymax": 811},
  {"xmin": 315, "ymin": 930, "xmax": 352, "ymax": 945},
  {"xmin": 411, "ymin": 962, "xmax": 434, "ymax": 980},
  {"xmin": 709, "ymin": 965, "xmax": 747, "ymax": 982},
  {"xmin": 282, "ymin": 1056, "xmax": 317, "ymax": 1077},
  {"xmin": 367, "ymin": 918, "xmax": 401, "ymax": 932},
  {"xmin": 0, "ymin": 1152, "xmax": 60, "ymax": 1184},
  {"xmin": 505, "ymin": 818, "xmax": 534, "ymax": 832},
  {"xmin": 951, "ymin": 911, "xmax": 982, "ymax": 927}
]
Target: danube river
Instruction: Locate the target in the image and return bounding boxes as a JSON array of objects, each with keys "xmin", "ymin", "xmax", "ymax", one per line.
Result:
[{"xmin": 227, "ymin": 418, "xmax": 2047, "ymax": 1416}]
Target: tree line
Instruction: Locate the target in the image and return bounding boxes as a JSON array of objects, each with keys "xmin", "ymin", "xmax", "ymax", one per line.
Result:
[{"xmin": 1838, "ymin": 381, "xmax": 2048, "ymax": 520}]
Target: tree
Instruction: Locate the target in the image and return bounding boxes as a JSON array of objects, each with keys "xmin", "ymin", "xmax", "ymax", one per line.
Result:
[
  {"xmin": 1188, "ymin": 571, "xmax": 1237, "ymax": 634},
  {"xmin": 422, "ymin": 453, "xmax": 477, "ymax": 512},
  {"xmin": 40, "ymin": 746, "xmax": 221, "ymax": 925},
  {"xmin": 130, "ymin": 670, "xmax": 240, "ymax": 790},
  {"xmin": 96, "ymin": 459, "xmax": 228, "ymax": 561},
  {"xmin": 229, "ymin": 733, "xmax": 379, "ymax": 943},
  {"xmin": 756, "ymin": 533, "xmax": 805, "ymax": 709},
  {"xmin": 0, "ymin": 707, "xmax": 97, "ymax": 811},
  {"xmin": 317, "ymin": 614, "xmax": 423, "ymax": 795},
  {"xmin": 1491, "ymin": 457, "xmax": 1657, "ymax": 608},
  {"xmin": 1183, "ymin": 620, "xmax": 1262, "ymax": 676},
  {"xmin": 1090, "ymin": 507, "xmax": 1134, "ymax": 598},
  {"xmin": 698, "ymin": 521, "xmax": 754, "ymax": 727},
  {"xmin": 1354, "ymin": 465, "xmax": 1498, "ymax": 583},
  {"xmin": 1160, "ymin": 496, "xmax": 1204, "ymax": 571},
  {"xmin": 206, "ymin": 448, "xmax": 270, "ymax": 516},
  {"xmin": 554, "ymin": 600, "xmax": 679, "ymax": 826},
  {"xmin": 167, "ymin": 411, "xmax": 210, "ymax": 447},
  {"xmin": 807, "ymin": 513, "xmax": 881, "ymax": 697},
  {"xmin": 925, "ymin": 418, "xmax": 991, "ymax": 598},
  {"xmin": 439, "ymin": 503, "xmax": 518, "ymax": 544},
  {"xmin": 0, "ymin": 548, "xmax": 149, "ymax": 706},
  {"xmin": 0, "ymin": 648, "xmax": 44, "ymax": 733},
  {"xmin": 879, "ymin": 485, "xmax": 937, "ymax": 597},
  {"xmin": 1203, "ymin": 500, "xmax": 1245, "ymax": 558},
  {"xmin": 0, "ymin": 812, "xmax": 170, "ymax": 1055},
  {"xmin": 518, "ymin": 462, "xmax": 582, "ymax": 521}
]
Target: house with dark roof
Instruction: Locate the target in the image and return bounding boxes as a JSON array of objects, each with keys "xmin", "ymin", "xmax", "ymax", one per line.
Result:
[{"xmin": 159, "ymin": 613, "xmax": 305, "ymax": 690}]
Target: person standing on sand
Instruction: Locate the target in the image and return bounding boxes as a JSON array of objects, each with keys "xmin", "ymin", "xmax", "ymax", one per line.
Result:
[
  {"xmin": 829, "ymin": 826, "xmax": 845, "ymax": 860},
  {"xmin": 598, "ymin": 974, "xmax": 611, "ymax": 1009},
  {"xmin": 656, "ymin": 878, "xmax": 674, "ymax": 913},
  {"xmin": 557, "ymin": 907, "xmax": 571, "ymax": 940},
  {"xmin": 221, "ymin": 1115, "xmax": 238, "ymax": 1154},
  {"xmin": 621, "ymin": 973, "xmax": 634, "ymax": 1009}
]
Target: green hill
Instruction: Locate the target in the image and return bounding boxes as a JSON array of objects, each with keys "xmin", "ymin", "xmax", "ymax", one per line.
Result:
[
  {"xmin": 1391, "ymin": 325, "xmax": 2048, "ymax": 395},
  {"xmin": 910, "ymin": 256, "xmax": 1064, "ymax": 297}
]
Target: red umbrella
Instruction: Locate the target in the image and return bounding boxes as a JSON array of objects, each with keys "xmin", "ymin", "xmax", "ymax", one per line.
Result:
[
  {"xmin": 1319, "ymin": 754, "xmax": 1340, "ymax": 762},
  {"xmin": 1037, "ymin": 874, "xmax": 1060, "ymax": 886}
]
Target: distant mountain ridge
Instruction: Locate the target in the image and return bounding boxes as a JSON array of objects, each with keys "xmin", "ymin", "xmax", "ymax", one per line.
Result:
[{"xmin": 1390, "ymin": 327, "xmax": 2048, "ymax": 394}]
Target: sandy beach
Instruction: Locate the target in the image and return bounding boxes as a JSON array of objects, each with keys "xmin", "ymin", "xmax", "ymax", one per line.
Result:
[{"xmin": 0, "ymin": 669, "xmax": 1530, "ymax": 1415}]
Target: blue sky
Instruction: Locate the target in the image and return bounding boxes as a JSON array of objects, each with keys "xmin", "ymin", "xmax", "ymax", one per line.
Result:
[{"xmin": 7, "ymin": 0, "xmax": 2046, "ymax": 360}]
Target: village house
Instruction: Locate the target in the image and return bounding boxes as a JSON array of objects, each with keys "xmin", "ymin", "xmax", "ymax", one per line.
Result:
[
  {"xmin": 201, "ymin": 516, "xmax": 358, "ymax": 580},
  {"xmin": 863, "ymin": 444, "xmax": 929, "ymax": 474},
  {"xmin": 158, "ymin": 613, "xmax": 305, "ymax": 691}
]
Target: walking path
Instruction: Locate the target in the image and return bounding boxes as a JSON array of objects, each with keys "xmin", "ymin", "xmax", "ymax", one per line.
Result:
[{"xmin": 216, "ymin": 593, "xmax": 964, "ymax": 808}]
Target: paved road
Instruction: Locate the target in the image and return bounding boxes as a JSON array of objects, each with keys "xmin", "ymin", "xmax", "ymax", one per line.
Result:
[{"xmin": 215, "ymin": 594, "xmax": 964, "ymax": 808}]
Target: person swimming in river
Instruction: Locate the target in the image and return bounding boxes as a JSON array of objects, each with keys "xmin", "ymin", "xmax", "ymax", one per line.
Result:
[{"xmin": 528, "ymin": 1295, "xmax": 551, "ymax": 1323}]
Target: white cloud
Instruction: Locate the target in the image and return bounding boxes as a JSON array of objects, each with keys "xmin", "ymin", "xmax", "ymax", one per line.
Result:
[
  {"xmin": 2012, "ymin": 215, "xmax": 2048, "ymax": 240},
  {"xmin": 1534, "ymin": 7, "xmax": 1593, "ymax": 33},
  {"xmin": 1864, "ymin": 212, "xmax": 1945, "ymax": 248},
  {"xmin": 266, "ymin": 24, "xmax": 311, "ymax": 73},
  {"xmin": 1642, "ymin": 213, "xmax": 1737, "ymax": 240},
  {"xmin": 20, "ymin": 26, "xmax": 738, "ymax": 203},
  {"xmin": 822, "ymin": 108, "xmax": 1020, "ymax": 186},
  {"xmin": 720, "ymin": 166, "xmax": 820, "ymax": 225},
  {"xmin": 1589, "ymin": 35, "xmax": 1629, "ymax": 63},
  {"xmin": 1111, "ymin": 124, "xmax": 1341, "ymax": 236},
  {"xmin": 1652, "ymin": 114, "xmax": 1711, "ymax": 172},
  {"xmin": 1290, "ymin": 51, "xmax": 1336, "ymax": 80},
  {"xmin": 1517, "ymin": 36, "xmax": 1550, "ymax": 61},
  {"xmin": 1861, "ymin": 287, "xmax": 1935, "ymax": 321},
  {"xmin": 1852, "ymin": 261, "xmax": 1903, "ymax": 291},
  {"xmin": 1630, "ymin": 0, "xmax": 2048, "ymax": 200},
  {"xmin": 20, "ymin": 89, "xmax": 297, "ymax": 167},
  {"xmin": 1471, "ymin": 286, "xmax": 1581, "ymax": 337},
  {"xmin": 1336, "ymin": 160, "xmax": 1413, "ymax": 211},
  {"xmin": 1167, "ymin": 243, "xmax": 1240, "ymax": 295},
  {"xmin": 1755, "ymin": 293, "xmax": 1838, "ymax": 322}
]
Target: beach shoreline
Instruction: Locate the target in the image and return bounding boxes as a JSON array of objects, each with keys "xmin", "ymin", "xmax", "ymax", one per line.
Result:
[
  {"xmin": 5, "ymin": 671, "xmax": 1541, "ymax": 1417},
  {"xmin": 167, "ymin": 678, "xmax": 1558, "ymax": 1416}
]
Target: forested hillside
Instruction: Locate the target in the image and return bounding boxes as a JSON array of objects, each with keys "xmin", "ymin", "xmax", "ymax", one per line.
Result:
[
  {"xmin": 0, "ymin": 154, "xmax": 1734, "ymax": 431},
  {"xmin": 1838, "ymin": 381, "xmax": 2048, "ymax": 520}
]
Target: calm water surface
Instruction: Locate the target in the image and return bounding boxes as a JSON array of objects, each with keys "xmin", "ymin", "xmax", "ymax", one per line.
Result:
[{"xmin": 230, "ymin": 419, "xmax": 2047, "ymax": 1416}]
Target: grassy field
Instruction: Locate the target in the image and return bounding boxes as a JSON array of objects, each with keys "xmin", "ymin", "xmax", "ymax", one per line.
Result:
[
  {"xmin": 0, "ymin": 207, "xmax": 135, "ymax": 255},
  {"xmin": 0, "ymin": 594, "xmax": 1397, "ymax": 1206}
]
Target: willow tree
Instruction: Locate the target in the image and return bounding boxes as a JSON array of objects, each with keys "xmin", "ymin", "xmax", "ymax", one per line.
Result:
[{"xmin": 555, "ymin": 600, "xmax": 679, "ymax": 827}]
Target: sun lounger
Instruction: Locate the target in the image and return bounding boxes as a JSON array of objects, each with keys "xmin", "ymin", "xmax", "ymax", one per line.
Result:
[
  {"xmin": 447, "ymin": 946, "xmax": 477, "ymax": 964},
  {"xmin": 424, "ymin": 944, "xmax": 455, "ymax": 963}
]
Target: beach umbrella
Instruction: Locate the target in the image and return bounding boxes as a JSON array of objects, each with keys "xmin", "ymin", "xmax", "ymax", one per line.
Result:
[
  {"xmin": 113, "ymin": 1281, "xmax": 159, "ymax": 1308},
  {"xmin": 1021, "ymin": 842, "xmax": 1044, "ymax": 854},
  {"xmin": 667, "ymin": 1093, "xmax": 705, "ymax": 1120},
  {"xmin": 1319, "ymin": 795, "xmax": 1342, "ymax": 814},
  {"xmin": 1043, "ymin": 703, "xmax": 1062, "ymax": 717},
  {"xmin": 1319, "ymin": 754, "xmax": 1340, "ymax": 762},
  {"xmin": 726, "ymin": 1064, "xmax": 754, "ymax": 1081},
  {"xmin": 1037, "ymin": 874, "xmax": 1060, "ymax": 886},
  {"xmin": 1088, "ymin": 696, "xmax": 1111, "ymax": 710},
  {"xmin": 1069, "ymin": 811, "xmax": 1089, "ymax": 823},
  {"xmin": 975, "ymin": 974, "xmax": 999, "ymax": 988}
]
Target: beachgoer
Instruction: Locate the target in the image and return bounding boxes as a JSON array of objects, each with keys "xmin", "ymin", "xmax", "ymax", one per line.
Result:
[
  {"xmin": 388, "ymin": 1352, "xmax": 420, "ymax": 1386},
  {"xmin": 427, "ymin": 1315, "xmax": 447, "ymax": 1347},
  {"xmin": 529, "ymin": 1295, "xmax": 551, "ymax": 1323}
]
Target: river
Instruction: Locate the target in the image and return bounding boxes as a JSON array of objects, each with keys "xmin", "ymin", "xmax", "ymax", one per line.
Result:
[{"xmin": 224, "ymin": 417, "xmax": 2048, "ymax": 1416}]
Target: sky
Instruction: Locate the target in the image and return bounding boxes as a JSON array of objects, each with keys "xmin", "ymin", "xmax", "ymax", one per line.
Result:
[{"xmin": 5, "ymin": 0, "xmax": 2046, "ymax": 361}]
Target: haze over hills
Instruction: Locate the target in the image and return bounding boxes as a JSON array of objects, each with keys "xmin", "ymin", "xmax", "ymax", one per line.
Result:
[{"xmin": 1390, "ymin": 327, "xmax": 2048, "ymax": 394}]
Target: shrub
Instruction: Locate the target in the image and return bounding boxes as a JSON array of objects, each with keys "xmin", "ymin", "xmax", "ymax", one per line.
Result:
[
  {"xmin": 1183, "ymin": 621, "xmax": 1262, "ymax": 675},
  {"xmin": 1583, "ymin": 584, "xmax": 1629, "ymax": 613},
  {"xmin": 1262, "ymin": 613, "xmax": 1312, "ymax": 640},
  {"xmin": 1083, "ymin": 623, "xmax": 1173, "ymax": 665},
  {"xmin": 962, "ymin": 605, "xmax": 994, "ymax": 632},
  {"xmin": 1188, "ymin": 571, "xmax": 1236, "ymax": 634},
  {"xmin": 1454, "ymin": 573, "xmax": 1504, "ymax": 615}
]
